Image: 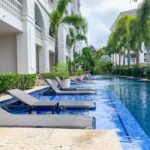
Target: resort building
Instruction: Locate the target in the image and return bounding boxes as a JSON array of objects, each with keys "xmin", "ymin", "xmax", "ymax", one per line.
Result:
[
  {"xmin": 0, "ymin": 0, "xmax": 83, "ymax": 74},
  {"xmin": 110, "ymin": 9, "xmax": 147, "ymax": 66}
]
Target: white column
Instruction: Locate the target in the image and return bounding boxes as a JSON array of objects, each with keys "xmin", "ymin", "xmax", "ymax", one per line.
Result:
[
  {"xmin": 38, "ymin": 36, "xmax": 50, "ymax": 73},
  {"xmin": 58, "ymin": 24, "xmax": 67, "ymax": 63},
  {"xmin": 16, "ymin": 0, "xmax": 36, "ymax": 74}
]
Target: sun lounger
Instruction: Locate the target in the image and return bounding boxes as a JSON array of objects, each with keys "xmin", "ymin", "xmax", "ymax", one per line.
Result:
[
  {"xmin": 56, "ymin": 77, "xmax": 96, "ymax": 91},
  {"xmin": 7, "ymin": 89, "xmax": 59, "ymax": 114},
  {"xmin": 0, "ymin": 108, "xmax": 96, "ymax": 129},
  {"xmin": 7, "ymin": 89, "xmax": 96, "ymax": 110},
  {"xmin": 76, "ymin": 77, "xmax": 95, "ymax": 84},
  {"xmin": 46, "ymin": 79, "xmax": 96, "ymax": 95}
]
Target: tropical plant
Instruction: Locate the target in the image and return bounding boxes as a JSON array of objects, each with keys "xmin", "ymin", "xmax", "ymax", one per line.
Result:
[
  {"xmin": 107, "ymin": 14, "xmax": 143, "ymax": 67},
  {"xmin": 50, "ymin": 0, "xmax": 88, "ymax": 64},
  {"xmin": 126, "ymin": 16, "xmax": 142, "ymax": 66},
  {"xmin": 69, "ymin": 28, "xmax": 87, "ymax": 53},
  {"xmin": 40, "ymin": 62, "xmax": 69, "ymax": 79},
  {"xmin": 137, "ymin": 0, "xmax": 150, "ymax": 63}
]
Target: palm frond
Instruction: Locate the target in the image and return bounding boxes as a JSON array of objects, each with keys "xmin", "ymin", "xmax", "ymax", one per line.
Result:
[
  {"xmin": 57, "ymin": 0, "xmax": 72, "ymax": 15},
  {"xmin": 49, "ymin": 10, "xmax": 62, "ymax": 35},
  {"xmin": 76, "ymin": 34, "xmax": 87, "ymax": 42},
  {"xmin": 62, "ymin": 15, "xmax": 88, "ymax": 33}
]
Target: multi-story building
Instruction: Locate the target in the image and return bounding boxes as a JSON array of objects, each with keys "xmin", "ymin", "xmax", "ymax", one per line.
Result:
[
  {"xmin": 110, "ymin": 8, "xmax": 148, "ymax": 66},
  {"xmin": 0, "ymin": 0, "xmax": 82, "ymax": 74}
]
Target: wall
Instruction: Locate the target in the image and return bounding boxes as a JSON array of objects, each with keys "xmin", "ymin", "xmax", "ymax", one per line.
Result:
[{"xmin": 0, "ymin": 34, "xmax": 17, "ymax": 73}]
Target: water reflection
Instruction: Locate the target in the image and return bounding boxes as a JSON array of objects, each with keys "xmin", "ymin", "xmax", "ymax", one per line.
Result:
[{"xmin": 108, "ymin": 77, "xmax": 150, "ymax": 137}]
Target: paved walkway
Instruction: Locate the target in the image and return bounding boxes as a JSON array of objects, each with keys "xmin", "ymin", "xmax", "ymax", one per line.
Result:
[
  {"xmin": 0, "ymin": 85, "xmax": 123, "ymax": 150},
  {"xmin": 0, "ymin": 128, "xmax": 122, "ymax": 150}
]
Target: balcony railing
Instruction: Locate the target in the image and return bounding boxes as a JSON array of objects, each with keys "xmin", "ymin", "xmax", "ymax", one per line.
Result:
[
  {"xmin": 131, "ymin": 58, "xmax": 136, "ymax": 63},
  {"xmin": 0, "ymin": 0, "xmax": 22, "ymax": 20},
  {"xmin": 49, "ymin": 36, "xmax": 55, "ymax": 49},
  {"xmin": 35, "ymin": 25, "xmax": 42, "ymax": 41}
]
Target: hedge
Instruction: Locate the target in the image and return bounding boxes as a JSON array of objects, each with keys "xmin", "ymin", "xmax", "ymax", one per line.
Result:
[
  {"xmin": 112, "ymin": 66, "xmax": 144, "ymax": 77},
  {"xmin": 0, "ymin": 74, "xmax": 37, "ymax": 93},
  {"xmin": 38, "ymin": 71, "xmax": 69, "ymax": 80},
  {"xmin": 146, "ymin": 68, "xmax": 150, "ymax": 79}
]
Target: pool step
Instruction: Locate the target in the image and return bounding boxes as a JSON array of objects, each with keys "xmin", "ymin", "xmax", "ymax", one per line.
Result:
[{"xmin": 59, "ymin": 101, "xmax": 96, "ymax": 109}]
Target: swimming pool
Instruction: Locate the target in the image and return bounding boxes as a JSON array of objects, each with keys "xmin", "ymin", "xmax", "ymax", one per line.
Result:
[{"xmin": 1, "ymin": 75, "xmax": 150, "ymax": 149}]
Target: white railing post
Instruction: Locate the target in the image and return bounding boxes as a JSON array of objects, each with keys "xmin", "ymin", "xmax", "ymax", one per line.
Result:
[{"xmin": 35, "ymin": 25, "xmax": 42, "ymax": 40}]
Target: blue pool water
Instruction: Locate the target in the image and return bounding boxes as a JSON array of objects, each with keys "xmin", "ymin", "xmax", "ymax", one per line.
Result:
[{"xmin": 1, "ymin": 75, "xmax": 150, "ymax": 149}]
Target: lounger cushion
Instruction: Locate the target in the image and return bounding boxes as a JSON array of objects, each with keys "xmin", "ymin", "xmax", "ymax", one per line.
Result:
[{"xmin": 0, "ymin": 108, "xmax": 95, "ymax": 129}]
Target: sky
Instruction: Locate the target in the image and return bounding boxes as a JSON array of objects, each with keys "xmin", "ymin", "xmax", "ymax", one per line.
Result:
[{"xmin": 80, "ymin": 0, "xmax": 143, "ymax": 49}]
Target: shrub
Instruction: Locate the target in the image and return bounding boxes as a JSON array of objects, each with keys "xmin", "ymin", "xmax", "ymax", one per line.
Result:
[
  {"xmin": 0, "ymin": 74, "xmax": 37, "ymax": 93},
  {"xmin": 39, "ymin": 71, "xmax": 69, "ymax": 80},
  {"xmin": 75, "ymin": 69, "xmax": 84, "ymax": 76},
  {"xmin": 112, "ymin": 66, "xmax": 145, "ymax": 77},
  {"xmin": 146, "ymin": 68, "xmax": 150, "ymax": 79},
  {"xmin": 39, "ymin": 62, "xmax": 69, "ymax": 80},
  {"xmin": 93, "ymin": 61, "xmax": 113, "ymax": 74},
  {"xmin": 132, "ymin": 67, "xmax": 144, "ymax": 77},
  {"xmin": 125, "ymin": 68, "xmax": 133, "ymax": 76}
]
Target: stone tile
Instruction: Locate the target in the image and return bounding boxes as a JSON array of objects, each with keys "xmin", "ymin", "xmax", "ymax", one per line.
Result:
[{"xmin": 0, "ymin": 128, "xmax": 122, "ymax": 150}]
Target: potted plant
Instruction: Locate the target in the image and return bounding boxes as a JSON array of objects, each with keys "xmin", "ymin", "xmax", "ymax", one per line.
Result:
[
  {"xmin": 53, "ymin": 62, "xmax": 70, "ymax": 88},
  {"xmin": 76, "ymin": 69, "xmax": 84, "ymax": 81}
]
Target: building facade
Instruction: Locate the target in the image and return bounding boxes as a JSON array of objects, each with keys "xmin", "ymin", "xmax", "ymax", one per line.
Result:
[
  {"xmin": 0, "ymin": 0, "xmax": 82, "ymax": 74},
  {"xmin": 110, "ymin": 9, "xmax": 148, "ymax": 66}
]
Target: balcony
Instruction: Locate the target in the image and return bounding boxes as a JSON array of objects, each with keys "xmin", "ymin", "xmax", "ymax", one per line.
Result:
[
  {"xmin": 41, "ymin": 0, "xmax": 56, "ymax": 10},
  {"xmin": 35, "ymin": 25, "xmax": 42, "ymax": 46},
  {"xmin": 48, "ymin": 36, "xmax": 55, "ymax": 52},
  {"xmin": 0, "ymin": 0, "xmax": 22, "ymax": 20}
]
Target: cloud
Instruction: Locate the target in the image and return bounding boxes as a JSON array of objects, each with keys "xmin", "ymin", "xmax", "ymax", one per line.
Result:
[{"xmin": 80, "ymin": 0, "xmax": 143, "ymax": 49}]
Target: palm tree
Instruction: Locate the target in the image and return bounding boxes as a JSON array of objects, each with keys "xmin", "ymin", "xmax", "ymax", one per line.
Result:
[
  {"xmin": 69, "ymin": 28, "xmax": 87, "ymax": 53},
  {"xmin": 137, "ymin": 0, "xmax": 150, "ymax": 63},
  {"xmin": 50, "ymin": 0, "xmax": 88, "ymax": 64},
  {"xmin": 127, "ymin": 16, "xmax": 142, "ymax": 66},
  {"xmin": 107, "ymin": 15, "xmax": 130, "ymax": 67}
]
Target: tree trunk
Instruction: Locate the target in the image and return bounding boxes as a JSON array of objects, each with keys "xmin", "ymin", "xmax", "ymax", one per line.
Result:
[
  {"xmin": 54, "ymin": 34, "xmax": 59, "ymax": 65},
  {"xmin": 127, "ymin": 49, "xmax": 131, "ymax": 68},
  {"xmin": 136, "ymin": 50, "xmax": 140, "ymax": 66},
  {"xmin": 123, "ymin": 53, "xmax": 125, "ymax": 66},
  {"xmin": 115, "ymin": 54, "xmax": 117, "ymax": 66},
  {"xmin": 119, "ymin": 53, "xmax": 121, "ymax": 67},
  {"xmin": 146, "ymin": 48, "xmax": 150, "ymax": 64},
  {"xmin": 123, "ymin": 48, "xmax": 126, "ymax": 66},
  {"xmin": 113, "ymin": 54, "xmax": 115, "ymax": 67}
]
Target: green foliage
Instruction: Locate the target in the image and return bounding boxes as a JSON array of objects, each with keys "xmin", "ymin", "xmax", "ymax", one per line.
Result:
[
  {"xmin": 0, "ymin": 74, "xmax": 37, "ymax": 93},
  {"xmin": 50, "ymin": 0, "xmax": 71, "ymax": 35},
  {"xmin": 112, "ymin": 66, "xmax": 144, "ymax": 77},
  {"xmin": 107, "ymin": 14, "xmax": 142, "ymax": 67},
  {"xmin": 62, "ymin": 15, "xmax": 88, "ymax": 33},
  {"xmin": 75, "ymin": 69, "xmax": 84, "ymax": 76},
  {"xmin": 39, "ymin": 62, "xmax": 69, "ymax": 79},
  {"xmin": 132, "ymin": 67, "xmax": 144, "ymax": 77},
  {"xmin": 146, "ymin": 67, "xmax": 150, "ymax": 79},
  {"xmin": 93, "ymin": 62, "xmax": 113, "ymax": 74},
  {"xmin": 69, "ymin": 28, "xmax": 87, "ymax": 52},
  {"xmin": 138, "ymin": 0, "xmax": 150, "ymax": 48},
  {"xmin": 49, "ymin": 0, "xmax": 88, "ymax": 64},
  {"xmin": 67, "ymin": 46, "xmax": 96, "ymax": 75}
]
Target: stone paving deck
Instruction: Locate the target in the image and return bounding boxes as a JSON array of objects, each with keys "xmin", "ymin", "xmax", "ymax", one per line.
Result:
[{"xmin": 0, "ymin": 128, "xmax": 122, "ymax": 150}]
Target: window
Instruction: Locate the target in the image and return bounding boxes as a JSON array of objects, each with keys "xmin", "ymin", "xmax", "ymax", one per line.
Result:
[
  {"xmin": 66, "ymin": 35, "xmax": 70, "ymax": 47},
  {"xmin": 50, "ymin": 0, "xmax": 53, "ymax": 4},
  {"xmin": 144, "ymin": 53, "xmax": 150, "ymax": 62}
]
